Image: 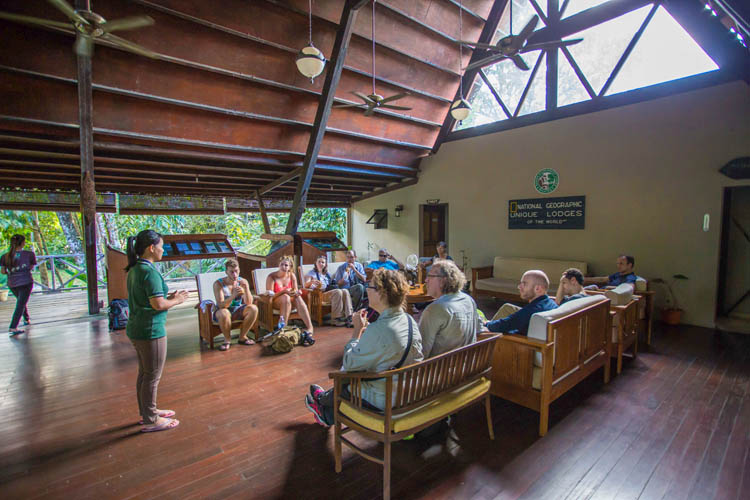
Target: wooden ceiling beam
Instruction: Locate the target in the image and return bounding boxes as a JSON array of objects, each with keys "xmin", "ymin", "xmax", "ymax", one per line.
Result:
[
  {"xmin": 351, "ymin": 177, "xmax": 419, "ymax": 202},
  {"xmin": 286, "ymin": 0, "xmax": 369, "ymax": 234}
]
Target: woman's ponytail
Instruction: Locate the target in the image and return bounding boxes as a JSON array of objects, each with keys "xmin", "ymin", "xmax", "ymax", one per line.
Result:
[
  {"xmin": 2, "ymin": 234, "xmax": 25, "ymax": 268},
  {"xmin": 125, "ymin": 230, "xmax": 162, "ymax": 271}
]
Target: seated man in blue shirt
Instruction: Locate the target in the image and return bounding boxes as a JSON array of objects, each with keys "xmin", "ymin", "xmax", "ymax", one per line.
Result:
[
  {"xmin": 608, "ymin": 255, "xmax": 637, "ymax": 286},
  {"xmin": 484, "ymin": 270, "xmax": 558, "ymax": 336},
  {"xmin": 334, "ymin": 249, "xmax": 367, "ymax": 310},
  {"xmin": 367, "ymin": 248, "xmax": 403, "ymax": 271}
]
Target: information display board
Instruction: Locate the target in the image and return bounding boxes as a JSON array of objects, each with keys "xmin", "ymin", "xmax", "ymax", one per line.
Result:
[
  {"xmin": 159, "ymin": 234, "xmax": 236, "ymax": 261},
  {"xmin": 508, "ymin": 196, "xmax": 585, "ymax": 230}
]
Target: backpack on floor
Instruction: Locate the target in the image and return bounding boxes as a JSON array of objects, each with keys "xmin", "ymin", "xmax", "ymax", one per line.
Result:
[
  {"xmin": 109, "ymin": 299, "xmax": 129, "ymax": 331},
  {"xmin": 260, "ymin": 325, "xmax": 303, "ymax": 354}
]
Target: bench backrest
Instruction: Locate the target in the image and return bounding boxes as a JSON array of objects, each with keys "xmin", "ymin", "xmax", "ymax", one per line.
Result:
[
  {"xmin": 493, "ymin": 256, "xmax": 588, "ymax": 283},
  {"xmin": 195, "ymin": 272, "xmax": 226, "ymax": 303},
  {"xmin": 299, "ymin": 262, "xmax": 347, "ymax": 285},
  {"xmin": 347, "ymin": 335, "xmax": 500, "ymax": 415},
  {"xmin": 528, "ymin": 295, "xmax": 610, "ymax": 377}
]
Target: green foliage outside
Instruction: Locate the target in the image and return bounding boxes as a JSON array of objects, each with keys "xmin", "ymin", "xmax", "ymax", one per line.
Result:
[{"xmin": 0, "ymin": 208, "xmax": 347, "ymax": 289}]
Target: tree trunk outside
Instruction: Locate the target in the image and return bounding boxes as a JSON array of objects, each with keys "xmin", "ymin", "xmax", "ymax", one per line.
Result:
[
  {"xmin": 102, "ymin": 213, "xmax": 120, "ymax": 249},
  {"xmin": 31, "ymin": 212, "xmax": 49, "ymax": 287},
  {"xmin": 56, "ymin": 212, "xmax": 84, "ymax": 287}
]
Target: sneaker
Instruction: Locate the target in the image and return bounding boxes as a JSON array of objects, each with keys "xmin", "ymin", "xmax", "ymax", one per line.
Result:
[
  {"xmin": 8, "ymin": 328, "xmax": 23, "ymax": 336},
  {"xmin": 304, "ymin": 394, "xmax": 329, "ymax": 427},
  {"xmin": 22, "ymin": 319, "xmax": 30, "ymax": 326},
  {"xmin": 332, "ymin": 317, "xmax": 347, "ymax": 327},
  {"xmin": 309, "ymin": 384, "xmax": 325, "ymax": 402},
  {"xmin": 345, "ymin": 316, "xmax": 353, "ymax": 328}
]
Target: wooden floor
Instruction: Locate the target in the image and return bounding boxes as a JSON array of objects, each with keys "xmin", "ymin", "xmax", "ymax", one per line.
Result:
[{"xmin": 0, "ymin": 297, "xmax": 748, "ymax": 499}]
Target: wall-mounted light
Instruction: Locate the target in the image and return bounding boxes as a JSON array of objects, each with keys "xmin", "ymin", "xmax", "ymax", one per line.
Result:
[
  {"xmin": 394, "ymin": 204, "xmax": 404, "ymax": 217},
  {"xmin": 426, "ymin": 199, "xmax": 440, "ymax": 205}
]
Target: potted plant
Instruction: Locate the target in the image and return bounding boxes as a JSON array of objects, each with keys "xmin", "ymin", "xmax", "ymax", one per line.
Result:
[{"xmin": 652, "ymin": 274, "xmax": 689, "ymax": 325}]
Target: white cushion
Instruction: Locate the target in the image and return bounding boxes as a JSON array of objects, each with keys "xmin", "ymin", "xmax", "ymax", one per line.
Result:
[
  {"xmin": 605, "ymin": 283, "xmax": 634, "ymax": 306},
  {"xmin": 253, "ymin": 267, "xmax": 278, "ymax": 295},
  {"xmin": 634, "ymin": 277, "xmax": 647, "ymax": 292},
  {"xmin": 528, "ymin": 295, "xmax": 608, "ymax": 367},
  {"xmin": 532, "ymin": 366, "xmax": 542, "ymax": 390},
  {"xmin": 492, "ymin": 257, "xmax": 588, "ymax": 285},
  {"xmin": 195, "ymin": 272, "xmax": 226, "ymax": 303},
  {"xmin": 475, "ymin": 277, "xmax": 518, "ymax": 294}
]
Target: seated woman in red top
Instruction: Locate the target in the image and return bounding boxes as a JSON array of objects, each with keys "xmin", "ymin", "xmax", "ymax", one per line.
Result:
[{"xmin": 265, "ymin": 256, "xmax": 314, "ymax": 336}]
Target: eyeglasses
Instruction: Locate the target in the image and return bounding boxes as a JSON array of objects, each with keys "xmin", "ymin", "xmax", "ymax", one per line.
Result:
[
  {"xmin": 378, "ymin": 254, "xmax": 387, "ymax": 257},
  {"xmin": 426, "ymin": 273, "xmax": 444, "ymax": 279},
  {"xmin": 366, "ymin": 285, "xmax": 376, "ymax": 290}
]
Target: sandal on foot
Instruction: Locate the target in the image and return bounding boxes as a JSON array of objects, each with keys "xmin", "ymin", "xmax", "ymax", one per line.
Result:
[
  {"xmin": 141, "ymin": 417, "xmax": 180, "ymax": 433},
  {"xmin": 219, "ymin": 342, "xmax": 231, "ymax": 351},
  {"xmin": 139, "ymin": 409, "xmax": 176, "ymax": 425},
  {"xmin": 237, "ymin": 338, "xmax": 255, "ymax": 345},
  {"xmin": 300, "ymin": 332, "xmax": 315, "ymax": 347}
]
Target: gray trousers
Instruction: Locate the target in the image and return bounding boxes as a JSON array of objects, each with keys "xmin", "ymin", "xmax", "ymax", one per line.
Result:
[
  {"xmin": 346, "ymin": 283, "xmax": 366, "ymax": 311},
  {"xmin": 130, "ymin": 336, "xmax": 167, "ymax": 424}
]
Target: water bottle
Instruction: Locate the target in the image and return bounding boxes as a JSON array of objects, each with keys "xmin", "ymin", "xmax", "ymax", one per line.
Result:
[{"xmin": 276, "ymin": 315, "xmax": 285, "ymax": 331}]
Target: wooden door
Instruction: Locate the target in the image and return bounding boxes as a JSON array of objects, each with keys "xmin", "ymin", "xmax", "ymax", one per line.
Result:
[{"xmin": 420, "ymin": 204, "xmax": 447, "ymax": 258}]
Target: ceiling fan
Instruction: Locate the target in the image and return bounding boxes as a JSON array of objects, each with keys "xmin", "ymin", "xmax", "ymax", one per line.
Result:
[
  {"xmin": 334, "ymin": 0, "xmax": 411, "ymax": 116},
  {"xmin": 0, "ymin": 0, "xmax": 156, "ymax": 58},
  {"xmin": 459, "ymin": 13, "xmax": 583, "ymax": 72}
]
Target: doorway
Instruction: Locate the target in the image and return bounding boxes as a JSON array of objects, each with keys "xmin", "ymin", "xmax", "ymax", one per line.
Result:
[
  {"xmin": 419, "ymin": 204, "xmax": 448, "ymax": 258},
  {"xmin": 716, "ymin": 186, "xmax": 750, "ymax": 333}
]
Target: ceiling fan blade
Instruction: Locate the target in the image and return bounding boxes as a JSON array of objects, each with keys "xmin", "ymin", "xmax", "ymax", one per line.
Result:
[
  {"xmin": 512, "ymin": 15, "xmax": 539, "ymax": 50},
  {"xmin": 102, "ymin": 15, "xmax": 154, "ymax": 33},
  {"xmin": 382, "ymin": 104, "xmax": 412, "ymax": 111},
  {"xmin": 521, "ymin": 38, "xmax": 584, "ymax": 53},
  {"xmin": 464, "ymin": 54, "xmax": 507, "ymax": 71},
  {"xmin": 74, "ymin": 34, "xmax": 93, "ymax": 58},
  {"xmin": 455, "ymin": 40, "xmax": 495, "ymax": 49},
  {"xmin": 511, "ymin": 54, "xmax": 530, "ymax": 71},
  {"xmin": 47, "ymin": 0, "xmax": 88, "ymax": 25},
  {"xmin": 352, "ymin": 91, "xmax": 374, "ymax": 104},
  {"xmin": 0, "ymin": 11, "xmax": 73, "ymax": 30},
  {"xmin": 333, "ymin": 103, "xmax": 365, "ymax": 109},
  {"xmin": 101, "ymin": 33, "xmax": 159, "ymax": 59},
  {"xmin": 379, "ymin": 93, "xmax": 409, "ymax": 104}
]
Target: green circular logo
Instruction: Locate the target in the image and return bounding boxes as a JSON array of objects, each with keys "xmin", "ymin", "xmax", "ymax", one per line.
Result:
[{"xmin": 535, "ymin": 168, "xmax": 559, "ymax": 194}]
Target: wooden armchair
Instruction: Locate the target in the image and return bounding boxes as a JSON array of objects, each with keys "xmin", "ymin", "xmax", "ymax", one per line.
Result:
[
  {"xmin": 489, "ymin": 295, "xmax": 611, "ymax": 436},
  {"xmin": 252, "ymin": 267, "xmax": 302, "ymax": 333},
  {"xmin": 330, "ymin": 334, "xmax": 501, "ymax": 500},
  {"xmin": 610, "ymin": 297, "xmax": 639, "ymax": 374},
  {"xmin": 195, "ymin": 272, "xmax": 254, "ymax": 349},
  {"xmin": 298, "ymin": 262, "xmax": 346, "ymax": 326}
]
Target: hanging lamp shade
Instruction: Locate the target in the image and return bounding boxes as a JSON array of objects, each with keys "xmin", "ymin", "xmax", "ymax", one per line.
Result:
[
  {"xmin": 450, "ymin": 97, "xmax": 472, "ymax": 121},
  {"xmin": 296, "ymin": 44, "xmax": 326, "ymax": 81}
]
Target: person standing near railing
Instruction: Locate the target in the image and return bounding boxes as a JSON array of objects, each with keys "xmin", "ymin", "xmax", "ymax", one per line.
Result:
[
  {"xmin": 126, "ymin": 230, "xmax": 188, "ymax": 433},
  {"xmin": 1, "ymin": 234, "xmax": 36, "ymax": 336}
]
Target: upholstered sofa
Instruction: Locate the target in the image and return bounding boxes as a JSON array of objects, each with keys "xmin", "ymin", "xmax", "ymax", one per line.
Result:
[{"xmin": 472, "ymin": 256, "xmax": 588, "ymax": 302}]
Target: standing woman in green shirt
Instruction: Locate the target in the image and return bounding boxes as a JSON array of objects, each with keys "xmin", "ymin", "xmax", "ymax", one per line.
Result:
[{"xmin": 126, "ymin": 230, "xmax": 188, "ymax": 433}]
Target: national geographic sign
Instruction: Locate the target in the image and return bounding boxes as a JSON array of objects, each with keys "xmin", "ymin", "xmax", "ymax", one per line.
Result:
[{"xmin": 508, "ymin": 196, "xmax": 585, "ymax": 229}]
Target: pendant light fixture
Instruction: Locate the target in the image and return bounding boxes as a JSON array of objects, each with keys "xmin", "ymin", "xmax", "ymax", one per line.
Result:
[
  {"xmin": 450, "ymin": 0, "xmax": 471, "ymax": 122},
  {"xmin": 295, "ymin": 0, "xmax": 326, "ymax": 83}
]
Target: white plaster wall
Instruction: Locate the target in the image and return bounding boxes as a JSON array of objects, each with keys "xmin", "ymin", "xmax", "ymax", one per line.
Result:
[{"xmin": 351, "ymin": 81, "xmax": 750, "ymax": 328}]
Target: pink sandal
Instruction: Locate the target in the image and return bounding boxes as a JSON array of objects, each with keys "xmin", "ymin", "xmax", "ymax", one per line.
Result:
[
  {"xmin": 138, "ymin": 409, "xmax": 175, "ymax": 425},
  {"xmin": 141, "ymin": 417, "xmax": 180, "ymax": 433}
]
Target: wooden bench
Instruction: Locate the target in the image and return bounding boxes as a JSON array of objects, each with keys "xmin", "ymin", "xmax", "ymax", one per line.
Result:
[
  {"xmin": 298, "ymin": 261, "xmax": 346, "ymax": 326},
  {"xmin": 584, "ymin": 275, "xmax": 654, "ymax": 346},
  {"xmin": 488, "ymin": 295, "xmax": 611, "ymax": 436},
  {"xmin": 473, "ymin": 256, "xmax": 588, "ymax": 302},
  {"xmin": 330, "ymin": 334, "xmax": 501, "ymax": 500},
  {"xmin": 586, "ymin": 283, "xmax": 641, "ymax": 373}
]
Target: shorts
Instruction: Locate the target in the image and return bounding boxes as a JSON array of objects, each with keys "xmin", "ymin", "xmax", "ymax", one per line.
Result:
[{"xmin": 213, "ymin": 304, "xmax": 247, "ymax": 324}]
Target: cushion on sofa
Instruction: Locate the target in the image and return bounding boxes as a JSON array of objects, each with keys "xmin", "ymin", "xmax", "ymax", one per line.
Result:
[
  {"xmin": 605, "ymin": 283, "xmax": 634, "ymax": 306},
  {"xmin": 492, "ymin": 257, "xmax": 588, "ymax": 287},
  {"xmin": 527, "ymin": 294, "xmax": 608, "ymax": 367},
  {"xmin": 338, "ymin": 377, "xmax": 490, "ymax": 433},
  {"xmin": 634, "ymin": 277, "xmax": 647, "ymax": 292},
  {"xmin": 474, "ymin": 277, "xmax": 518, "ymax": 294}
]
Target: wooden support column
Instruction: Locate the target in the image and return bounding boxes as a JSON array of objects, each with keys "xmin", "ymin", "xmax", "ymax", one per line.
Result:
[
  {"xmin": 76, "ymin": 0, "xmax": 99, "ymax": 315},
  {"xmin": 285, "ymin": 0, "xmax": 369, "ymax": 235},
  {"xmin": 255, "ymin": 190, "xmax": 271, "ymax": 234},
  {"xmin": 293, "ymin": 234, "xmax": 303, "ymax": 270}
]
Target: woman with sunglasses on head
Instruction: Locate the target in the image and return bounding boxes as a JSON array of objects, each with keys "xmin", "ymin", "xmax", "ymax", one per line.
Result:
[
  {"xmin": 304, "ymin": 255, "xmax": 353, "ymax": 327},
  {"xmin": 126, "ymin": 230, "xmax": 189, "ymax": 433},
  {"xmin": 304, "ymin": 268, "xmax": 423, "ymax": 427},
  {"xmin": 1, "ymin": 234, "xmax": 36, "ymax": 336},
  {"xmin": 265, "ymin": 256, "xmax": 314, "ymax": 339}
]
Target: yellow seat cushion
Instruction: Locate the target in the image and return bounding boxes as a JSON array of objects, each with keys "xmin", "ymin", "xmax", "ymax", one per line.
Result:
[{"xmin": 339, "ymin": 377, "xmax": 491, "ymax": 434}]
